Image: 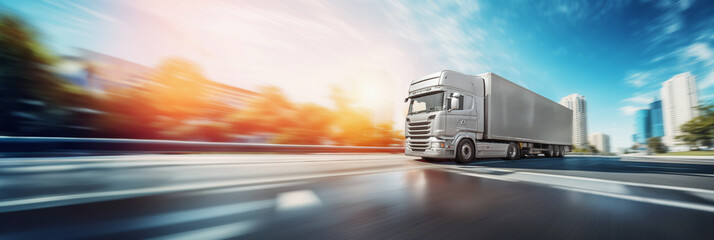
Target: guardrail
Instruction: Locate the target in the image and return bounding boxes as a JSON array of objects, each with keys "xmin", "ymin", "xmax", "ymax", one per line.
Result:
[{"xmin": 0, "ymin": 137, "xmax": 405, "ymax": 154}]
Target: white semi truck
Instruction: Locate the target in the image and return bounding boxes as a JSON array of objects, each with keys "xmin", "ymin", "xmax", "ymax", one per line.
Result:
[{"xmin": 404, "ymin": 70, "xmax": 573, "ymax": 164}]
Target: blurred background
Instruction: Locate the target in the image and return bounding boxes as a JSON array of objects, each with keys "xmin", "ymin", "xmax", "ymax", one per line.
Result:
[
  {"xmin": 0, "ymin": 0, "xmax": 713, "ymax": 152},
  {"xmin": 2, "ymin": 1, "xmax": 714, "ymax": 239}
]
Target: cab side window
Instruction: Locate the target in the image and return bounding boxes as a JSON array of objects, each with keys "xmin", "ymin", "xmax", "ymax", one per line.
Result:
[
  {"xmin": 463, "ymin": 95, "xmax": 472, "ymax": 110},
  {"xmin": 448, "ymin": 93, "xmax": 464, "ymax": 110}
]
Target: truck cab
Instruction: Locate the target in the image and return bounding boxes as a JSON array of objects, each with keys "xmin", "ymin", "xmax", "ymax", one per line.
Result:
[{"xmin": 405, "ymin": 71, "xmax": 483, "ymax": 161}]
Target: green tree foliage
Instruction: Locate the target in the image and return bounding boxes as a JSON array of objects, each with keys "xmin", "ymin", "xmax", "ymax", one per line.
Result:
[
  {"xmin": 589, "ymin": 145, "xmax": 599, "ymax": 154},
  {"xmin": 677, "ymin": 103, "xmax": 714, "ymax": 147},
  {"xmin": 647, "ymin": 137, "xmax": 667, "ymax": 154},
  {"xmin": 0, "ymin": 14, "xmax": 96, "ymax": 136},
  {"xmin": 0, "ymin": 14, "xmax": 59, "ymax": 134}
]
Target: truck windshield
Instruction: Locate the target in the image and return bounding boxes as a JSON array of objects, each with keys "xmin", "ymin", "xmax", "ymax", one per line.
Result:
[{"xmin": 408, "ymin": 92, "xmax": 444, "ymax": 114}]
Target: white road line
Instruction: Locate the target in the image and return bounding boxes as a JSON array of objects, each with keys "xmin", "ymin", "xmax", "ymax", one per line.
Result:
[
  {"xmin": 277, "ymin": 190, "xmax": 322, "ymax": 210},
  {"xmin": 0, "ymin": 158, "xmax": 409, "ymax": 173},
  {"xmin": 494, "ymin": 169, "xmax": 714, "ymax": 194},
  {"xmin": 0, "ymin": 157, "xmax": 414, "ymax": 171},
  {"xmin": 553, "ymin": 186, "xmax": 714, "ymax": 213},
  {"xmin": 149, "ymin": 221, "xmax": 260, "ymax": 240},
  {"xmin": 183, "ymin": 182, "xmax": 307, "ymax": 196},
  {"xmin": 0, "ymin": 165, "xmax": 434, "ymax": 213},
  {"xmin": 448, "ymin": 166, "xmax": 714, "ymax": 213},
  {"xmin": 448, "ymin": 170, "xmax": 518, "ymax": 182},
  {"xmin": 0, "ymin": 200, "xmax": 272, "ymax": 239},
  {"xmin": 0, "ymin": 154, "xmax": 411, "ymax": 164}
]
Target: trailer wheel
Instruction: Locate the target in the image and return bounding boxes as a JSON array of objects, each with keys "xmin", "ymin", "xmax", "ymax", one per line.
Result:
[
  {"xmin": 504, "ymin": 142, "xmax": 520, "ymax": 160},
  {"xmin": 455, "ymin": 139, "xmax": 475, "ymax": 164},
  {"xmin": 545, "ymin": 145, "xmax": 554, "ymax": 158},
  {"xmin": 558, "ymin": 146, "xmax": 565, "ymax": 158},
  {"xmin": 553, "ymin": 146, "xmax": 560, "ymax": 158},
  {"xmin": 554, "ymin": 146, "xmax": 560, "ymax": 157}
]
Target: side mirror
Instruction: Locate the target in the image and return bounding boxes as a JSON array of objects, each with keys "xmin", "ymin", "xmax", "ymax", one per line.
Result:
[{"xmin": 449, "ymin": 92, "xmax": 460, "ymax": 111}]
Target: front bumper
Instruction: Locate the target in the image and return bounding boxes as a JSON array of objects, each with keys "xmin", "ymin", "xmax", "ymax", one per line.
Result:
[{"xmin": 404, "ymin": 138, "xmax": 455, "ymax": 159}]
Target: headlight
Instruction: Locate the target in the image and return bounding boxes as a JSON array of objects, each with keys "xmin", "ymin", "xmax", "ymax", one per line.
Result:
[{"xmin": 431, "ymin": 142, "xmax": 445, "ymax": 148}]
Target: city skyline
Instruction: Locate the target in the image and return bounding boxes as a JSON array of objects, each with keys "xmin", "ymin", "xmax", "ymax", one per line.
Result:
[{"xmin": 2, "ymin": 0, "xmax": 714, "ymax": 150}]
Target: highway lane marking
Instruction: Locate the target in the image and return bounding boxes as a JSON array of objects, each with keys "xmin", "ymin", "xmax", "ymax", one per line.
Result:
[
  {"xmin": 277, "ymin": 190, "xmax": 322, "ymax": 211},
  {"xmin": 0, "ymin": 154, "xmax": 412, "ymax": 164},
  {"xmin": 551, "ymin": 186, "xmax": 714, "ymax": 213},
  {"xmin": 448, "ymin": 170, "xmax": 519, "ymax": 182},
  {"xmin": 183, "ymin": 182, "xmax": 308, "ymax": 196},
  {"xmin": 0, "ymin": 165, "xmax": 436, "ymax": 213},
  {"xmin": 447, "ymin": 166, "xmax": 714, "ymax": 213},
  {"xmin": 0, "ymin": 200, "xmax": 272, "ymax": 239},
  {"xmin": 149, "ymin": 220, "xmax": 260, "ymax": 240},
  {"xmin": 452, "ymin": 165, "xmax": 714, "ymax": 194},
  {"xmin": 0, "ymin": 158, "xmax": 416, "ymax": 173},
  {"xmin": 496, "ymin": 169, "xmax": 714, "ymax": 194}
]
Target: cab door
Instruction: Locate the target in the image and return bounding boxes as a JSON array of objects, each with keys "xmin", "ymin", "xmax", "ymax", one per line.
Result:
[{"xmin": 445, "ymin": 91, "xmax": 477, "ymax": 136}]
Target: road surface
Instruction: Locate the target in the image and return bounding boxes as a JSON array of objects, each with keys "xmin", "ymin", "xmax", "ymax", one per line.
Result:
[{"xmin": 0, "ymin": 154, "xmax": 713, "ymax": 239}]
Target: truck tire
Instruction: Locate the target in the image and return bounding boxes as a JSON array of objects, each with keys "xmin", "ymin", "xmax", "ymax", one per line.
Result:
[
  {"xmin": 504, "ymin": 142, "xmax": 520, "ymax": 160},
  {"xmin": 553, "ymin": 146, "xmax": 560, "ymax": 158},
  {"xmin": 554, "ymin": 146, "xmax": 560, "ymax": 157},
  {"xmin": 545, "ymin": 145, "xmax": 554, "ymax": 158},
  {"xmin": 558, "ymin": 146, "xmax": 565, "ymax": 158},
  {"xmin": 455, "ymin": 139, "xmax": 475, "ymax": 164}
]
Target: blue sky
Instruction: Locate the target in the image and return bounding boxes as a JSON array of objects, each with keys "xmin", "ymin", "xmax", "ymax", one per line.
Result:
[{"xmin": 2, "ymin": 0, "xmax": 713, "ymax": 150}]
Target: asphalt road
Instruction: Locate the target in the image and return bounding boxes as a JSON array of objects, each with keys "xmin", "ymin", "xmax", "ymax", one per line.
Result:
[{"xmin": 0, "ymin": 154, "xmax": 713, "ymax": 239}]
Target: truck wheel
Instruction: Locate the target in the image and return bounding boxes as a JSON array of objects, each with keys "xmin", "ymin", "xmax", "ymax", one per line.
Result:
[
  {"xmin": 455, "ymin": 139, "xmax": 475, "ymax": 164},
  {"xmin": 504, "ymin": 142, "xmax": 520, "ymax": 160},
  {"xmin": 553, "ymin": 146, "xmax": 560, "ymax": 158},
  {"xmin": 558, "ymin": 146, "xmax": 565, "ymax": 158},
  {"xmin": 545, "ymin": 145, "xmax": 554, "ymax": 158}
]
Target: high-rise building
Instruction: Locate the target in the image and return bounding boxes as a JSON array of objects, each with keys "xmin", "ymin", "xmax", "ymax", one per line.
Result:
[
  {"xmin": 661, "ymin": 72, "xmax": 699, "ymax": 151},
  {"xmin": 560, "ymin": 94, "xmax": 587, "ymax": 148},
  {"xmin": 633, "ymin": 109, "xmax": 651, "ymax": 144},
  {"xmin": 588, "ymin": 132, "xmax": 610, "ymax": 153},
  {"xmin": 631, "ymin": 99, "xmax": 665, "ymax": 146},
  {"xmin": 650, "ymin": 100, "xmax": 664, "ymax": 138}
]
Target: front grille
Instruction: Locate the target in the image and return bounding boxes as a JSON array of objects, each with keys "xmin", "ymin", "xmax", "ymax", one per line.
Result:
[{"xmin": 407, "ymin": 117, "xmax": 433, "ymax": 152}]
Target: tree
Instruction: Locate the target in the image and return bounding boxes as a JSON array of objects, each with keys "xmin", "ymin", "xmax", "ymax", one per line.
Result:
[
  {"xmin": 589, "ymin": 145, "xmax": 599, "ymax": 154},
  {"xmin": 647, "ymin": 137, "xmax": 667, "ymax": 154},
  {"xmin": 677, "ymin": 103, "xmax": 714, "ymax": 148},
  {"xmin": 0, "ymin": 14, "xmax": 65, "ymax": 135},
  {"xmin": 150, "ymin": 58, "xmax": 211, "ymax": 123},
  {"xmin": 226, "ymin": 85, "xmax": 297, "ymax": 136}
]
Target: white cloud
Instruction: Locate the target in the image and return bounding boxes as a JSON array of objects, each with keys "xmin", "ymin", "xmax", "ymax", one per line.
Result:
[
  {"xmin": 66, "ymin": 1, "xmax": 120, "ymax": 25},
  {"xmin": 620, "ymin": 106, "xmax": 643, "ymax": 116},
  {"xmin": 622, "ymin": 95, "xmax": 655, "ymax": 104},
  {"xmin": 385, "ymin": 0, "xmax": 489, "ymax": 73},
  {"xmin": 683, "ymin": 42, "xmax": 714, "ymax": 65},
  {"xmin": 699, "ymin": 69, "xmax": 714, "ymax": 90},
  {"xmin": 625, "ymin": 72, "xmax": 652, "ymax": 87}
]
